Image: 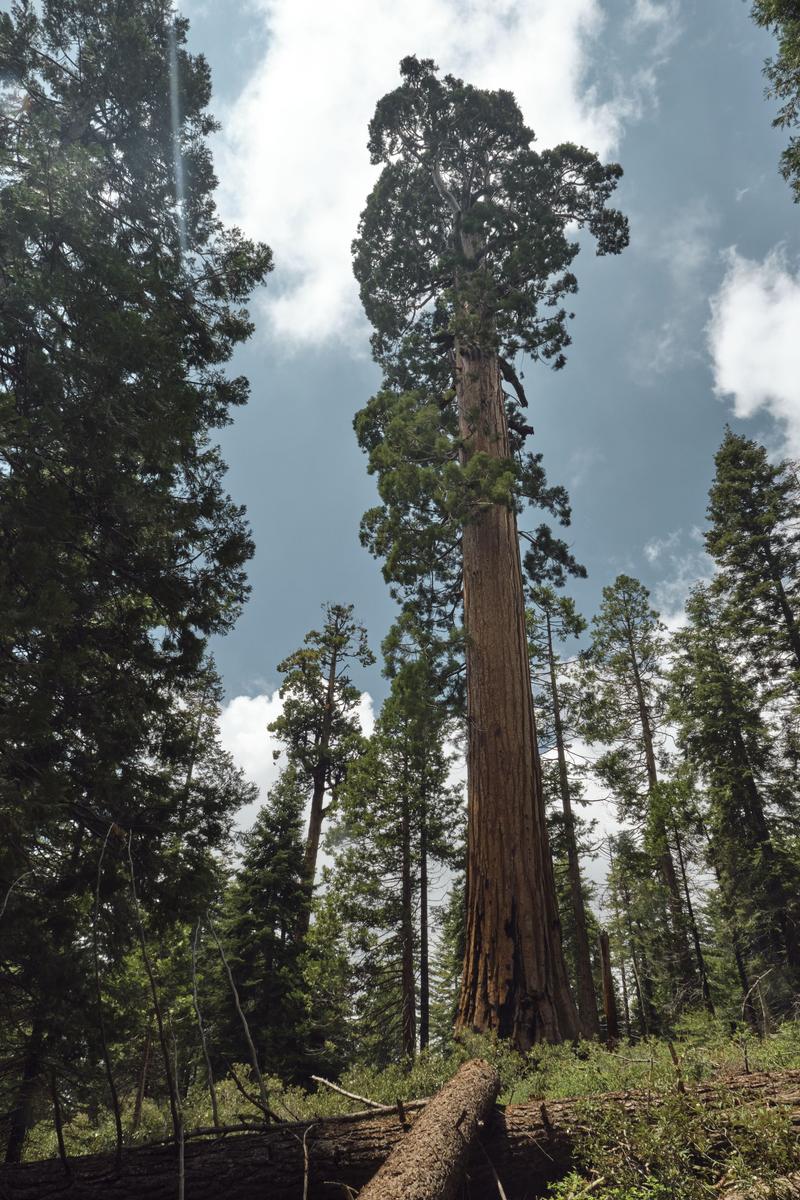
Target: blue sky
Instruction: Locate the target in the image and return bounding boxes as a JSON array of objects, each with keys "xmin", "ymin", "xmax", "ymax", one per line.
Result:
[{"xmin": 178, "ymin": 0, "xmax": 800, "ymax": 813}]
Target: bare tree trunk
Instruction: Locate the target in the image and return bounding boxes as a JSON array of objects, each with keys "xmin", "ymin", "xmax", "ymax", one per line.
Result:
[
  {"xmin": 358, "ymin": 1059, "xmax": 499, "ymax": 1200},
  {"xmin": 131, "ymin": 1028, "xmax": 153, "ymax": 1135},
  {"xmin": 50, "ymin": 1071, "xmax": 70, "ymax": 1179},
  {"xmin": 400, "ymin": 786, "xmax": 417, "ymax": 1059},
  {"xmin": 296, "ymin": 647, "xmax": 338, "ymax": 940},
  {"xmin": 419, "ymin": 811, "xmax": 430, "ymax": 1052},
  {"xmin": 598, "ymin": 930, "xmax": 620, "ymax": 1048},
  {"xmin": 673, "ymin": 824, "xmax": 715, "ymax": 1015},
  {"xmin": 546, "ymin": 612, "xmax": 600, "ymax": 1038},
  {"xmin": 625, "ymin": 623, "xmax": 694, "ymax": 990},
  {"xmin": 620, "ymin": 958, "xmax": 631, "ymax": 1040},
  {"xmin": 455, "ymin": 345, "xmax": 578, "ymax": 1048},
  {"xmin": 4, "ymin": 1021, "xmax": 43, "ymax": 1164}
]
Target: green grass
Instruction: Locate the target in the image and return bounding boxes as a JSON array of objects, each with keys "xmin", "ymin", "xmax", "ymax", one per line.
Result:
[{"xmin": 23, "ymin": 1017, "xmax": 800, "ymax": 1178}]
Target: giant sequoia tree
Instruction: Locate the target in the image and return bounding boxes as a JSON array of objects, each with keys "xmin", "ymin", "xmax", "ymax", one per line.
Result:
[{"xmin": 353, "ymin": 57, "xmax": 628, "ymax": 1045}]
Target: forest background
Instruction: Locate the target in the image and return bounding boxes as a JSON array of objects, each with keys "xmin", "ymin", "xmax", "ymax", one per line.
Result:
[{"xmin": 3, "ymin": 0, "xmax": 800, "ymax": 1190}]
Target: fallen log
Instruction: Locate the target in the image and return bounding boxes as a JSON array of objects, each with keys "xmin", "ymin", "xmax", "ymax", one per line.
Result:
[
  {"xmin": 1, "ymin": 1067, "xmax": 798, "ymax": 1200},
  {"xmin": 358, "ymin": 1058, "xmax": 499, "ymax": 1200}
]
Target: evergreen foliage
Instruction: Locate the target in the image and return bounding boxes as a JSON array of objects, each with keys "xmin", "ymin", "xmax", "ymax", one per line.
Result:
[{"xmin": 751, "ymin": 0, "xmax": 800, "ymax": 200}]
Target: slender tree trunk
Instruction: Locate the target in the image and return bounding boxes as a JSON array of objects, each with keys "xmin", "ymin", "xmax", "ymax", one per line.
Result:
[
  {"xmin": 546, "ymin": 614, "xmax": 600, "ymax": 1038},
  {"xmin": 400, "ymin": 785, "xmax": 417, "ymax": 1059},
  {"xmin": 297, "ymin": 647, "xmax": 338, "ymax": 939},
  {"xmin": 132, "ymin": 1028, "xmax": 153, "ymax": 1135},
  {"xmin": 419, "ymin": 810, "xmax": 430, "ymax": 1052},
  {"xmin": 50, "ymin": 1070, "xmax": 70, "ymax": 1178},
  {"xmin": 5, "ymin": 1021, "xmax": 44, "ymax": 1164},
  {"xmin": 672, "ymin": 824, "xmax": 715, "ymax": 1015},
  {"xmin": 619, "ymin": 958, "xmax": 631, "ymax": 1040},
  {"xmin": 625, "ymin": 623, "xmax": 694, "ymax": 990},
  {"xmin": 454, "ymin": 344, "xmax": 578, "ymax": 1048},
  {"xmin": 598, "ymin": 931, "xmax": 619, "ymax": 1048}
]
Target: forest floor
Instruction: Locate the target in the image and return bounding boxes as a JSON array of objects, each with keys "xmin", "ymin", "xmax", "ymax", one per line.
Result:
[{"xmin": 21, "ymin": 1018, "xmax": 800, "ymax": 1199}]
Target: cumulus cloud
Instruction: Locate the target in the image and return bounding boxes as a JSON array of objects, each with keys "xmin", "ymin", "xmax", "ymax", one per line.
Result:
[
  {"xmin": 213, "ymin": 0, "xmax": 677, "ymax": 348},
  {"xmin": 707, "ymin": 247, "xmax": 800, "ymax": 455},
  {"xmin": 218, "ymin": 687, "xmax": 375, "ymax": 829},
  {"xmin": 640, "ymin": 528, "xmax": 713, "ymax": 629}
]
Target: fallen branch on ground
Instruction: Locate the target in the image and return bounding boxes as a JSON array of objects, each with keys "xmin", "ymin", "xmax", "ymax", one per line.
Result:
[{"xmin": 1, "ymin": 1066, "xmax": 798, "ymax": 1200}]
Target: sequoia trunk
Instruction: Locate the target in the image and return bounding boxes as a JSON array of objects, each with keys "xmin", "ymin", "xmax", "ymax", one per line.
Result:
[{"xmin": 454, "ymin": 345, "xmax": 578, "ymax": 1047}]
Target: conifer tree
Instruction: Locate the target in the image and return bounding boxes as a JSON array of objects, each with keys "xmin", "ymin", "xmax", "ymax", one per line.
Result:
[
  {"xmin": 328, "ymin": 657, "xmax": 462, "ymax": 1062},
  {"xmin": 211, "ymin": 769, "xmax": 309, "ymax": 1080},
  {"xmin": 668, "ymin": 584, "xmax": 800, "ymax": 993},
  {"xmin": 528, "ymin": 585, "xmax": 600, "ymax": 1038},
  {"xmin": 268, "ymin": 604, "xmax": 374, "ymax": 934},
  {"xmin": 353, "ymin": 55, "xmax": 627, "ymax": 1047},
  {"xmin": 0, "ymin": 0, "xmax": 270, "ymax": 1158},
  {"xmin": 0, "ymin": 0, "xmax": 271, "ymax": 870},
  {"xmin": 705, "ymin": 430, "xmax": 800, "ymax": 685},
  {"xmin": 581, "ymin": 576, "xmax": 697, "ymax": 1001}
]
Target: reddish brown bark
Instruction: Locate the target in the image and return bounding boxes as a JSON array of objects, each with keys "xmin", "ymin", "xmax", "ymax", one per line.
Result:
[
  {"xmin": 454, "ymin": 346, "xmax": 578, "ymax": 1048},
  {"xmin": 598, "ymin": 930, "xmax": 620, "ymax": 1048}
]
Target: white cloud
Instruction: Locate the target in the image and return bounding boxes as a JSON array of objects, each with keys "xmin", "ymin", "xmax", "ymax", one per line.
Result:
[
  {"xmin": 707, "ymin": 247, "xmax": 800, "ymax": 455},
  {"xmin": 643, "ymin": 527, "xmax": 681, "ymax": 563},
  {"xmin": 213, "ymin": 0, "xmax": 677, "ymax": 348},
  {"xmin": 643, "ymin": 530, "xmax": 713, "ymax": 630},
  {"xmin": 218, "ymin": 687, "xmax": 375, "ymax": 828}
]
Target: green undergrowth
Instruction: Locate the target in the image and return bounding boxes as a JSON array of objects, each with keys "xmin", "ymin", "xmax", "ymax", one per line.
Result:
[
  {"xmin": 546, "ymin": 1088, "xmax": 799, "ymax": 1200},
  {"xmin": 23, "ymin": 1017, "xmax": 800, "ymax": 1165}
]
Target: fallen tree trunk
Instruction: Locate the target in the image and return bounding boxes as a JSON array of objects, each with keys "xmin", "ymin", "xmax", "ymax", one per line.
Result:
[
  {"xmin": 358, "ymin": 1058, "xmax": 499, "ymax": 1200},
  {"xmin": 1, "ymin": 1067, "xmax": 798, "ymax": 1200}
]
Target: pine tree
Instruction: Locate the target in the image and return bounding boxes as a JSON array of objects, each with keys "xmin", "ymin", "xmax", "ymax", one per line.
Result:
[
  {"xmin": 528, "ymin": 585, "xmax": 600, "ymax": 1038},
  {"xmin": 581, "ymin": 576, "xmax": 697, "ymax": 1002},
  {"xmin": 705, "ymin": 430, "xmax": 800, "ymax": 688},
  {"xmin": 212, "ymin": 769, "xmax": 309, "ymax": 1081},
  {"xmin": 0, "ymin": 1, "xmax": 270, "ymax": 1156},
  {"xmin": 668, "ymin": 584, "xmax": 800, "ymax": 996},
  {"xmin": 353, "ymin": 55, "xmax": 627, "ymax": 1047},
  {"xmin": 327, "ymin": 658, "xmax": 462, "ymax": 1062},
  {"xmin": 268, "ymin": 604, "xmax": 374, "ymax": 934}
]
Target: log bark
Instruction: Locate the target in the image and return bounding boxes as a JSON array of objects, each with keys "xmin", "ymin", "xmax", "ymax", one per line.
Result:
[
  {"xmin": 2, "ymin": 1068, "xmax": 798, "ymax": 1200},
  {"xmin": 358, "ymin": 1058, "xmax": 499, "ymax": 1200}
]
